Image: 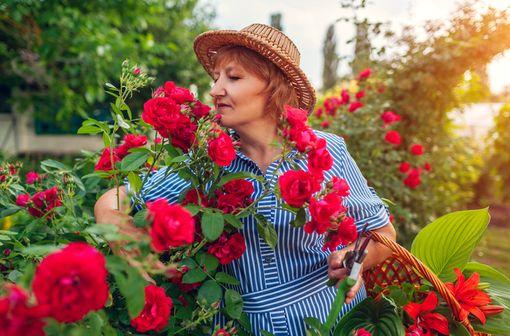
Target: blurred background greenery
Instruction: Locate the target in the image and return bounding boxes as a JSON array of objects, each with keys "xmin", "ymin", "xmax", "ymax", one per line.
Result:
[{"xmin": 0, "ymin": 0, "xmax": 508, "ymax": 273}]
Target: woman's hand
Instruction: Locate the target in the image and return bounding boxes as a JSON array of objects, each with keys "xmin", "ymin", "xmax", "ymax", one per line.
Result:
[{"xmin": 327, "ymin": 249, "xmax": 364, "ymax": 305}]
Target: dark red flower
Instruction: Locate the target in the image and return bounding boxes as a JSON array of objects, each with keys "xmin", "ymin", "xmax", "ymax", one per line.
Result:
[
  {"xmin": 329, "ymin": 176, "xmax": 350, "ymax": 197},
  {"xmin": 322, "ymin": 216, "xmax": 358, "ymax": 251},
  {"xmin": 208, "ymin": 232, "xmax": 246, "ymax": 264},
  {"xmin": 16, "ymin": 193, "xmax": 30, "ymax": 207},
  {"xmin": 130, "ymin": 285, "xmax": 173, "ymax": 333},
  {"xmin": 320, "ymin": 120, "xmax": 330, "ymax": 128},
  {"xmin": 355, "ymin": 328, "xmax": 372, "ymax": 336},
  {"xmin": 147, "ymin": 199, "xmax": 195, "ymax": 252},
  {"xmin": 348, "ymin": 101, "xmax": 363, "ymax": 113},
  {"xmin": 381, "ymin": 111, "xmax": 401, "ymax": 125},
  {"xmin": 222, "ymin": 179, "xmax": 254, "ymax": 199},
  {"xmin": 142, "ymin": 97, "xmax": 182, "ymax": 138},
  {"xmin": 410, "ymin": 144, "xmax": 424, "ymax": 156},
  {"xmin": 404, "ymin": 292, "xmax": 449, "ymax": 335},
  {"xmin": 0, "ymin": 284, "xmax": 48, "ymax": 336},
  {"xmin": 306, "ymin": 193, "xmax": 346, "ymax": 234},
  {"xmin": 355, "ymin": 91, "xmax": 365, "ymax": 100},
  {"xmin": 170, "ymin": 117, "xmax": 197, "ymax": 152},
  {"xmin": 423, "ymin": 162, "xmax": 432, "ymax": 172},
  {"xmin": 163, "ymin": 81, "xmax": 194, "ymax": 104},
  {"xmin": 207, "ymin": 131, "xmax": 236, "ymax": 167},
  {"xmin": 215, "ymin": 329, "xmax": 231, "ymax": 336},
  {"xmin": 308, "ymin": 139, "xmax": 333, "ymax": 173},
  {"xmin": 25, "ymin": 171, "xmax": 41, "ymax": 184},
  {"xmin": 314, "ymin": 107, "xmax": 323, "ymax": 118},
  {"xmin": 340, "ymin": 90, "xmax": 350, "ymax": 104},
  {"xmin": 384, "ymin": 130, "xmax": 402, "ymax": 146},
  {"xmin": 278, "ymin": 170, "xmax": 320, "ymax": 208},
  {"xmin": 404, "ymin": 168, "xmax": 421, "ymax": 189},
  {"xmin": 357, "ymin": 68, "xmax": 371, "ymax": 80},
  {"xmin": 399, "ymin": 162, "xmax": 411, "ymax": 173},
  {"xmin": 216, "ymin": 193, "xmax": 244, "ymax": 214},
  {"xmin": 116, "ymin": 134, "xmax": 147, "ymax": 158},
  {"xmin": 95, "ymin": 148, "xmax": 121, "ymax": 171},
  {"xmin": 32, "ymin": 242, "xmax": 109, "ymax": 323},
  {"xmin": 192, "ymin": 101, "xmax": 212, "ymax": 119},
  {"xmin": 284, "ymin": 105, "xmax": 308, "ymax": 127},
  {"xmin": 183, "ymin": 189, "xmax": 210, "ymax": 207},
  {"xmin": 288, "ymin": 126, "xmax": 318, "ymax": 153}
]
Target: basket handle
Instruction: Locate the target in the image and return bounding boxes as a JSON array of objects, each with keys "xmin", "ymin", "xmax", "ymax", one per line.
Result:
[{"xmin": 369, "ymin": 231, "xmax": 476, "ymax": 335}]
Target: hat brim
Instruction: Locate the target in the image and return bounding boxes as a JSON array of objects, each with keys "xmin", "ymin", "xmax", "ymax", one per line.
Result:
[{"xmin": 193, "ymin": 29, "xmax": 316, "ymax": 113}]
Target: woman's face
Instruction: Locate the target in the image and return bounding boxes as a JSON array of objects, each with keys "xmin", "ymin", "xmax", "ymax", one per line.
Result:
[{"xmin": 210, "ymin": 60, "xmax": 271, "ymax": 129}]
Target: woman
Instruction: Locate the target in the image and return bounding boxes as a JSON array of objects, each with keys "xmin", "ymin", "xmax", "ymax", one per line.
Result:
[{"xmin": 95, "ymin": 23, "xmax": 396, "ymax": 335}]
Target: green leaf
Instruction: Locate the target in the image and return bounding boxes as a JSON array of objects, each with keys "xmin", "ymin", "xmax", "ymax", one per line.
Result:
[
  {"xmin": 106, "ymin": 255, "xmax": 146, "ymax": 318},
  {"xmin": 464, "ymin": 261, "xmax": 510, "ymax": 285},
  {"xmin": 127, "ymin": 172, "xmax": 142, "ymax": 194},
  {"xmin": 182, "ymin": 267, "xmax": 207, "ymax": 284},
  {"xmin": 290, "ymin": 207, "xmax": 306, "ymax": 228},
  {"xmin": 224, "ymin": 214, "xmax": 243, "ymax": 228},
  {"xmin": 411, "ymin": 209, "xmax": 490, "ymax": 282},
  {"xmin": 198, "ymin": 253, "xmax": 219, "ymax": 273},
  {"xmin": 255, "ymin": 214, "xmax": 278, "ymax": 249},
  {"xmin": 260, "ymin": 331, "xmax": 276, "ymax": 336},
  {"xmin": 197, "ymin": 280, "xmax": 222, "ymax": 305},
  {"xmin": 120, "ymin": 151, "xmax": 149, "ymax": 171},
  {"xmin": 218, "ymin": 172, "xmax": 259, "ymax": 187},
  {"xmin": 77, "ymin": 124, "xmax": 102, "ymax": 134},
  {"xmin": 304, "ymin": 317, "xmax": 327, "ymax": 336},
  {"xmin": 333, "ymin": 297, "xmax": 405, "ymax": 336},
  {"xmin": 215, "ymin": 272, "xmax": 240, "ymax": 285},
  {"xmin": 85, "ymin": 224, "xmax": 121, "ymax": 241},
  {"xmin": 225, "ymin": 289, "xmax": 243, "ymax": 319},
  {"xmin": 41, "ymin": 159, "xmax": 70, "ymax": 171},
  {"xmin": 22, "ymin": 244, "xmax": 62, "ymax": 256},
  {"xmin": 169, "ymin": 155, "xmax": 188, "ymax": 163},
  {"xmin": 0, "ymin": 207, "xmax": 20, "ymax": 218},
  {"xmin": 133, "ymin": 209, "xmax": 148, "ymax": 228},
  {"xmin": 184, "ymin": 204, "xmax": 200, "ymax": 216},
  {"xmin": 164, "ymin": 144, "xmax": 183, "ymax": 158},
  {"xmin": 201, "ymin": 212, "xmax": 224, "ymax": 241}
]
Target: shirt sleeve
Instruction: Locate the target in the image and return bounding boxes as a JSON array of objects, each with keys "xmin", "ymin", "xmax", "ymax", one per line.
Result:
[{"xmin": 328, "ymin": 134, "xmax": 390, "ymax": 232}]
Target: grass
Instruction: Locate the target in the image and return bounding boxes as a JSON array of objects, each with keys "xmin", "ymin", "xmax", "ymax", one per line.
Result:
[{"xmin": 473, "ymin": 226, "xmax": 510, "ymax": 277}]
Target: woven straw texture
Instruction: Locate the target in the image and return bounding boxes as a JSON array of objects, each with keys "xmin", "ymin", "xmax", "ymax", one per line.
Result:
[
  {"xmin": 363, "ymin": 232, "xmax": 490, "ymax": 336},
  {"xmin": 193, "ymin": 23, "xmax": 316, "ymax": 112}
]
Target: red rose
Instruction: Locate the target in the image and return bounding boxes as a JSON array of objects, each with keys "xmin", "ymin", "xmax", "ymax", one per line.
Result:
[
  {"xmin": 25, "ymin": 171, "xmax": 41, "ymax": 184},
  {"xmin": 308, "ymin": 139, "xmax": 333, "ymax": 172},
  {"xmin": 116, "ymin": 134, "xmax": 147, "ymax": 158},
  {"xmin": 163, "ymin": 81, "xmax": 194, "ymax": 104},
  {"xmin": 24, "ymin": 187, "xmax": 62, "ymax": 218},
  {"xmin": 307, "ymin": 193, "xmax": 346, "ymax": 234},
  {"xmin": 216, "ymin": 193, "xmax": 244, "ymax": 214},
  {"xmin": 183, "ymin": 189, "xmax": 210, "ymax": 207},
  {"xmin": 348, "ymin": 101, "xmax": 363, "ymax": 113},
  {"xmin": 404, "ymin": 168, "xmax": 421, "ymax": 189},
  {"xmin": 0, "ymin": 284, "xmax": 48, "ymax": 336},
  {"xmin": 357, "ymin": 68, "xmax": 371, "ymax": 80},
  {"xmin": 314, "ymin": 107, "xmax": 323, "ymax": 118},
  {"xmin": 284, "ymin": 105, "xmax": 308, "ymax": 127},
  {"xmin": 130, "ymin": 285, "xmax": 173, "ymax": 333},
  {"xmin": 215, "ymin": 329, "xmax": 231, "ymax": 336},
  {"xmin": 142, "ymin": 97, "xmax": 182, "ymax": 138},
  {"xmin": 340, "ymin": 90, "xmax": 350, "ymax": 104},
  {"xmin": 288, "ymin": 126, "xmax": 318, "ymax": 153},
  {"xmin": 384, "ymin": 130, "xmax": 402, "ymax": 146},
  {"xmin": 170, "ymin": 117, "xmax": 197, "ymax": 152},
  {"xmin": 322, "ymin": 216, "xmax": 358, "ymax": 251},
  {"xmin": 399, "ymin": 162, "xmax": 411, "ymax": 173},
  {"xmin": 424, "ymin": 162, "xmax": 432, "ymax": 172},
  {"xmin": 329, "ymin": 177, "xmax": 350, "ymax": 197},
  {"xmin": 208, "ymin": 232, "xmax": 246, "ymax": 264},
  {"xmin": 32, "ymin": 242, "xmax": 109, "ymax": 323},
  {"xmin": 381, "ymin": 111, "xmax": 401, "ymax": 125},
  {"xmin": 355, "ymin": 91, "xmax": 365, "ymax": 100},
  {"xmin": 192, "ymin": 101, "xmax": 211, "ymax": 119},
  {"xmin": 147, "ymin": 199, "xmax": 195, "ymax": 252},
  {"xmin": 320, "ymin": 120, "xmax": 330, "ymax": 128},
  {"xmin": 278, "ymin": 170, "xmax": 320, "ymax": 208},
  {"xmin": 207, "ymin": 131, "xmax": 236, "ymax": 167},
  {"xmin": 355, "ymin": 328, "xmax": 372, "ymax": 336},
  {"xmin": 16, "ymin": 193, "xmax": 30, "ymax": 207},
  {"xmin": 324, "ymin": 97, "xmax": 341, "ymax": 116},
  {"xmin": 410, "ymin": 144, "xmax": 424, "ymax": 156},
  {"xmin": 95, "ymin": 148, "xmax": 121, "ymax": 171},
  {"xmin": 222, "ymin": 179, "xmax": 254, "ymax": 199}
]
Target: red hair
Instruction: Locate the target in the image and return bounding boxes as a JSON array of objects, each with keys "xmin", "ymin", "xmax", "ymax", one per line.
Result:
[{"xmin": 212, "ymin": 46, "xmax": 299, "ymax": 120}]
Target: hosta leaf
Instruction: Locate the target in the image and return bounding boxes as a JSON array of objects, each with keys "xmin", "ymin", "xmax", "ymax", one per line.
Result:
[{"xmin": 411, "ymin": 209, "xmax": 490, "ymax": 282}]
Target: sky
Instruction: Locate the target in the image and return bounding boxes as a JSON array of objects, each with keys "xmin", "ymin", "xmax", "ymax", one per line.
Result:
[{"xmin": 207, "ymin": 0, "xmax": 510, "ymax": 93}]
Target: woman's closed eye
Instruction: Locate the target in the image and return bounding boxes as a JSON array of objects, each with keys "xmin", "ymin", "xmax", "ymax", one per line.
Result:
[{"xmin": 229, "ymin": 76, "xmax": 241, "ymax": 81}]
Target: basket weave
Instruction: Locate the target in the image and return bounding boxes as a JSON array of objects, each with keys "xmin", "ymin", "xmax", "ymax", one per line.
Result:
[{"xmin": 363, "ymin": 232, "xmax": 489, "ymax": 336}]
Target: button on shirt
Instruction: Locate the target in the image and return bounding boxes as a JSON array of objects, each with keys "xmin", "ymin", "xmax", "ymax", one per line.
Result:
[{"xmin": 127, "ymin": 130, "xmax": 390, "ymax": 336}]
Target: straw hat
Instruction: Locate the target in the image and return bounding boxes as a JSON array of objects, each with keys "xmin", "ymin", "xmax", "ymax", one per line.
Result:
[{"xmin": 193, "ymin": 23, "xmax": 316, "ymax": 113}]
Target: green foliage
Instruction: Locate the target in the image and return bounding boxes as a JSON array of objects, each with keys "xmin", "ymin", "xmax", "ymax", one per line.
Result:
[
  {"xmin": 411, "ymin": 208, "xmax": 490, "ymax": 281},
  {"xmin": 0, "ymin": 0, "xmax": 214, "ymax": 129}
]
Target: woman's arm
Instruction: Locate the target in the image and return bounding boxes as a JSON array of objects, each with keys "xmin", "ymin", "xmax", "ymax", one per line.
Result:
[{"xmin": 327, "ymin": 221, "xmax": 396, "ymax": 304}]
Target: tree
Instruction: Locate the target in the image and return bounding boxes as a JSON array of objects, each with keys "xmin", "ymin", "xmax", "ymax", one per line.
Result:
[
  {"xmin": 0, "ymin": 0, "xmax": 215, "ymax": 131},
  {"xmin": 321, "ymin": 24, "xmax": 339, "ymax": 92}
]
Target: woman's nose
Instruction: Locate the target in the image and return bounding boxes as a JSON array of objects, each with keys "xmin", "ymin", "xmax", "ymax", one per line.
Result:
[{"xmin": 209, "ymin": 79, "xmax": 226, "ymax": 98}]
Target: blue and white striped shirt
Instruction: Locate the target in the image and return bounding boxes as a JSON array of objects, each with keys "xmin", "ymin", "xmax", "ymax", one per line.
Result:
[{"xmin": 126, "ymin": 130, "xmax": 389, "ymax": 335}]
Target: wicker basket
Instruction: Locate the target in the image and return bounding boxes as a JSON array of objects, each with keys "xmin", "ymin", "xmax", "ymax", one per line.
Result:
[{"xmin": 362, "ymin": 232, "xmax": 489, "ymax": 336}]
